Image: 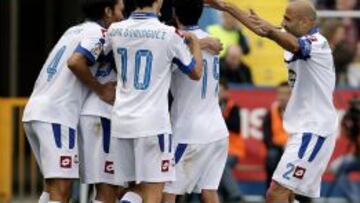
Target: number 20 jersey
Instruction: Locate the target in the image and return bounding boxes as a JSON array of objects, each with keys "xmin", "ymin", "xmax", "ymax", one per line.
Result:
[
  {"xmin": 23, "ymin": 22, "xmax": 106, "ymax": 129},
  {"xmin": 108, "ymin": 13, "xmax": 195, "ymax": 139}
]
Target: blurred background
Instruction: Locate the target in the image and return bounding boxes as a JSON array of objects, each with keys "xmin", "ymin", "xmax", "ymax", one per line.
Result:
[{"xmin": 0, "ymin": 0, "xmax": 359, "ymax": 202}]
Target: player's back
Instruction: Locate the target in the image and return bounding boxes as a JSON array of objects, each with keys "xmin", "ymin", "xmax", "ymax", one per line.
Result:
[
  {"xmin": 109, "ymin": 13, "xmax": 194, "ymax": 138},
  {"xmin": 23, "ymin": 22, "xmax": 105, "ymax": 129},
  {"xmin": 171, "ymin": 27, "xmax": 228, "ymax": 144}
]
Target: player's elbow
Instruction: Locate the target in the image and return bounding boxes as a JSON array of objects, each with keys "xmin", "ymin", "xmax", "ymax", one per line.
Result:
[
  {"xmin": 289, "ymin": 42, "xmax": 300, "ymax": 54},
  {"xmin": 67, "ymin": 53, "xmax": 87, "ymax": 72}
]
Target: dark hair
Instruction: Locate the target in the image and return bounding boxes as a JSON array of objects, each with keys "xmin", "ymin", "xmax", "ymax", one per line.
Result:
[
  {"xmin": 82, "ymin": 0, "xmax": 119, "ymax": 21},
  {"xmin": 219, "ymin": 78, "xmax": 229, "ymax": 90},
  {"xmin": 124, "ymin": 0, "xmax": 137, "ymax": 18},
  {"xmin": 134, "ymin": 0, "xmax": 157, "ymax": 9},
  {"xmin": 173, "ymin": 0, "xmax": 203, "ymax": 26}
]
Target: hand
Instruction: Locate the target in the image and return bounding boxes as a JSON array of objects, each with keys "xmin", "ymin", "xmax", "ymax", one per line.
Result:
[
  {"xmin": 200, "ymin": 37, "xmax": 224, "ymax": 55},
  {"xmin": 204, "ymin": 0, "xmax": 227, "ymax": 11},
  {"xmin": 182, "ymin": 31, "xmax": 200, "ymax": 49},
  {"xmin": 248, "ymin": 9, "xmax": 274, "ymax": 37},
  {"xmin": 97, "ymin": 81, "xmax": 116, "ymax": 105}
]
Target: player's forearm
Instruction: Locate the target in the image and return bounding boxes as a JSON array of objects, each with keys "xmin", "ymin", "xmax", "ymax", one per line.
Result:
[
  {"xmin": 188, "ymin": 40, "xmax": 203, "ymax": 80},
  {"xmin": 268, "ymin": 28, "xmax": 300, "ymax": 53},
  {"xmin": 67, "ymin": 54, "xmax": 102, "ymax": 94},
  {"xmin": 222, "ymin": 2, "xmax": 259, "ymax": 34}
]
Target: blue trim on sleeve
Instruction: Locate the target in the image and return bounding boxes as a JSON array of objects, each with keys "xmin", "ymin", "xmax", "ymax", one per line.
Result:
[
  {"xmin": 172, "ymin": 57, "xmax": 196, "ymax": 74},
  {"xmin": 52, "ymin": 123, "xmax": 62, "ymax": 149},
  {"xmin": 175, "ymin": 144, "xmax": 188, "ymax": 164},
  {"xmin": 295, "ymin": 38, "xmax": 312, "ymax": 60},
  {"xmin": 101, "ymin": 117, "xmax": 111, "ymax": 154},
  {"xmin": 69, "ymin": 128, "xmax": 75, "ymax": 150},
  {"xmin": 298, "ymin": 133, "xmax": 312, "ymax": 159},
  {"xmin": 74, "ymin": 44, "xmax": 96, "ymax": 65},
  {"xmin": 308, "ymin": 136, "xmax": 325, "ymax": 162}
]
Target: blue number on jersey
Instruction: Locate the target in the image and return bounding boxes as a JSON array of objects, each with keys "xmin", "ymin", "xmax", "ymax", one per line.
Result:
[
  {"xmin": 117, "ymin": 48, "xmax": 127, "ymax": 87},
  {"xmin": 134, "ymin": 50, "xmax": 153, "ymax": 90},
  {"xmin": 201, "ymin": 59, "xmax": 208, "ymax": 99},
  {"xmin": 117, "ymin": 48, "xmax": 153, "ymax": 90},
  {"xmin": 201, "ymin": 56, "xmax": 220, "ymax": 99},
  {"xmin": 47, "ymin": 46, "xmax": 66, "ymax": 81}
]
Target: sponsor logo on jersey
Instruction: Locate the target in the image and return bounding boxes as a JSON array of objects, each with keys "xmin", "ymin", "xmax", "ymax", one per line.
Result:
[
  {"xmin": 161, "ymin": 160, "xmax": 170, "ymax": 172},
  {"xmin": 60, "ymin": 156, "xmax": 72, "ymax": 168},
  {"xmin": 293, "ymin": 166, "xmax": 306, "ymax": 179},
  {"xmin": 104, "ymin": 161, "xmax": 114, "ymax": 174}
]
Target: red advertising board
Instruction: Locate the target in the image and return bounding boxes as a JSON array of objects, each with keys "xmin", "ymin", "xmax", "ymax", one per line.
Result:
[{"xmin": 229, "ymin": 88, "xmax": 360, "ymax": 181}]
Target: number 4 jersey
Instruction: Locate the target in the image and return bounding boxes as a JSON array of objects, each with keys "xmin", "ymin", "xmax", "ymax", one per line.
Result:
[
  {"xmin": 23, "ymin": 22, "xmax": 107, "ymax": 129},
  {"xmin": 108, "ymin": 12, "xmax": 196, "ymax": 138}
]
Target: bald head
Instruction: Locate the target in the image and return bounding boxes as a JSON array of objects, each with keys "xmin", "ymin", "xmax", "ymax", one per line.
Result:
[
  {"xmin": 288, "ymin": 0, "xmax": 317, "ymax": 21},
  {"xmin": 282, "ymin": 0, "xmax": 317, "ymax": 36}
]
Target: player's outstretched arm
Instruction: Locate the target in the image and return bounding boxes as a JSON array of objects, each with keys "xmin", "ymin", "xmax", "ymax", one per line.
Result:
[
  {"xmin": 183, "ymin": 32, "xmax": 203, "ymax": 80},
  {"xmin": 68, "ymin": 53, "xmax": 116, "ymax": 104},
  {"xmin": 205, "ymin": 0, "xmax": 300, "ymax": 54},
  {"xmin": 248, "ymin": 10, "xmax": 300, "ymax": 53}
]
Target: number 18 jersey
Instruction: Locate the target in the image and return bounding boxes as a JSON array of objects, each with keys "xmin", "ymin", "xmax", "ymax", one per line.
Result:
[{"xmin": 108, "ymin": 13, "xmax": 196, "ymax": 138}]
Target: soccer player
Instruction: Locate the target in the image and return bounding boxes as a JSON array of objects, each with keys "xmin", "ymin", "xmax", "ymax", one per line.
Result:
[
  {"xmin": 206, "ymin": 0, "xmax": 338, "ymax": 202},
  {"xmin": 107, "ymin": 0, "xmax": 203, "ymax": 202},
  {"xmin": 162, "ymin": 0, "xmax": 228, "ymax": 202},
  {"xmin": 22, "ymin": 0, "xmax": 124, "ymax": 202},
  {"xmin": 78, "ymin": 60, "xmax": 120, "ymax": 202}
]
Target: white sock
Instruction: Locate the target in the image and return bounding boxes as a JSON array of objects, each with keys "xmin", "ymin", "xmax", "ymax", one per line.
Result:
[
  {"xmin": 48, "ymin": 201, "xmax": 61, "ymax": 203},
  {"xmin": 92, "ymin": 200, "xmax": 103, "ymax": 203},
  {"xmin": 119, "ymin": 192, "xmax": 142, "ymax": 203},
  {"xmin": 38, "ymin": 192, "xmax": 49, "ymax": 203}
]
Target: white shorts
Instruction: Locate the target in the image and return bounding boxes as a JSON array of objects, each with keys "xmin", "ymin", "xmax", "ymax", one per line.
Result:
[
  {"xmin": 111, "ymin": 134, "xmax": 175, "ymax": 184},
  {"xmin": 164, "ymin": 138, "xmax": 228, "ymax": 194},
  {"xmin": 272, "ymin": 133, "xmax": 336, "ymax": 198},
  {"xmin": 78, "ymin": 116, "xmax": 122, "ymax": 185},
  {"xmin": 23, "ymin": 121, "xmax": 79, "ymax": 179}
]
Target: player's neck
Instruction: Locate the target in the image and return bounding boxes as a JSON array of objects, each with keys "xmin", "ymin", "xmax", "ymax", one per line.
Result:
[
  {"xmin": 179, "ymin": 24, "xmax": 200, "ymax": 31},
  {"xmin": 135, "ymin": 7, "xmax": 157, "ymax": 14}
]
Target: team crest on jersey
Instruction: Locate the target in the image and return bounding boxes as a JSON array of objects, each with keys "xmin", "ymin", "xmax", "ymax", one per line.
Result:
[
  {"xmin": 293, "ymin": 166, "xmax": 306, "ymax": 179},
  {"xmin": 161, "ymin": 160, "xmax": 170, "ymax": 172},
  {"xmin": 288, "ymin": 69, "xmax": 296, "ymax": 88},
  {"xmin": 60, "ymin": 156, "xmax": 72, "ymax": 168},
  {"xmin": 104, "ymin": 161, "xmax": 114, "ymax": 174}
]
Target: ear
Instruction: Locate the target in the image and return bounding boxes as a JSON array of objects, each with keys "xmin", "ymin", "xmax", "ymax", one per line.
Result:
[{"xmin": 105, "ymin": 7, "xmax": 113, "ymax": 18}]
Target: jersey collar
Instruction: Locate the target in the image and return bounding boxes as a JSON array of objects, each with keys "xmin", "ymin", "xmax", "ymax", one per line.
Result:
[
  {"xmin": 130, "ymin": 12, "xmax": 158, "ymax": 19},
  {"xmin": 307, "ymin": 27, "xmax": 319, "ymax": 35},
  {"xmin": 183, "ymin": 25, "xmax": 200, "ymax": 31}
]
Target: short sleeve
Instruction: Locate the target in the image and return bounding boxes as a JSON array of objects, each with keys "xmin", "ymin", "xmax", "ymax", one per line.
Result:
[
  {"xmin": 74, "ymin": 27, "xmax": 106, "ymax": 65},
  {"xmin": 168, "ymin": 32, "xmax": 196, "ymax": 74}
]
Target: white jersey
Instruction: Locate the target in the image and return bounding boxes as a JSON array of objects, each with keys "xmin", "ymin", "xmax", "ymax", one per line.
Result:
[
  {"xmin": 81, "ymin": 64, "xmax": 117, "ymax": 119},
  {"xmin": 170, "ymin": 27, "xmax": 228, "ymax": 144},
  {"xmin": 108, "ymin": 12, "xmax": 195, "ymax": 138},
  {"xmin": 283, "ymin": 27, "xmax": 338, "ymax": 136},
  {"xmin": 23, "ymin": 22, "xmax": 108, "ymax": 129}
]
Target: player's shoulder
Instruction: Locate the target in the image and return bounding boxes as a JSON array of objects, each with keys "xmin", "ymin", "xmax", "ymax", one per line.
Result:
[{"xmin": 80, "ymin": 21, "xmax": 107, "ymax": 38}]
